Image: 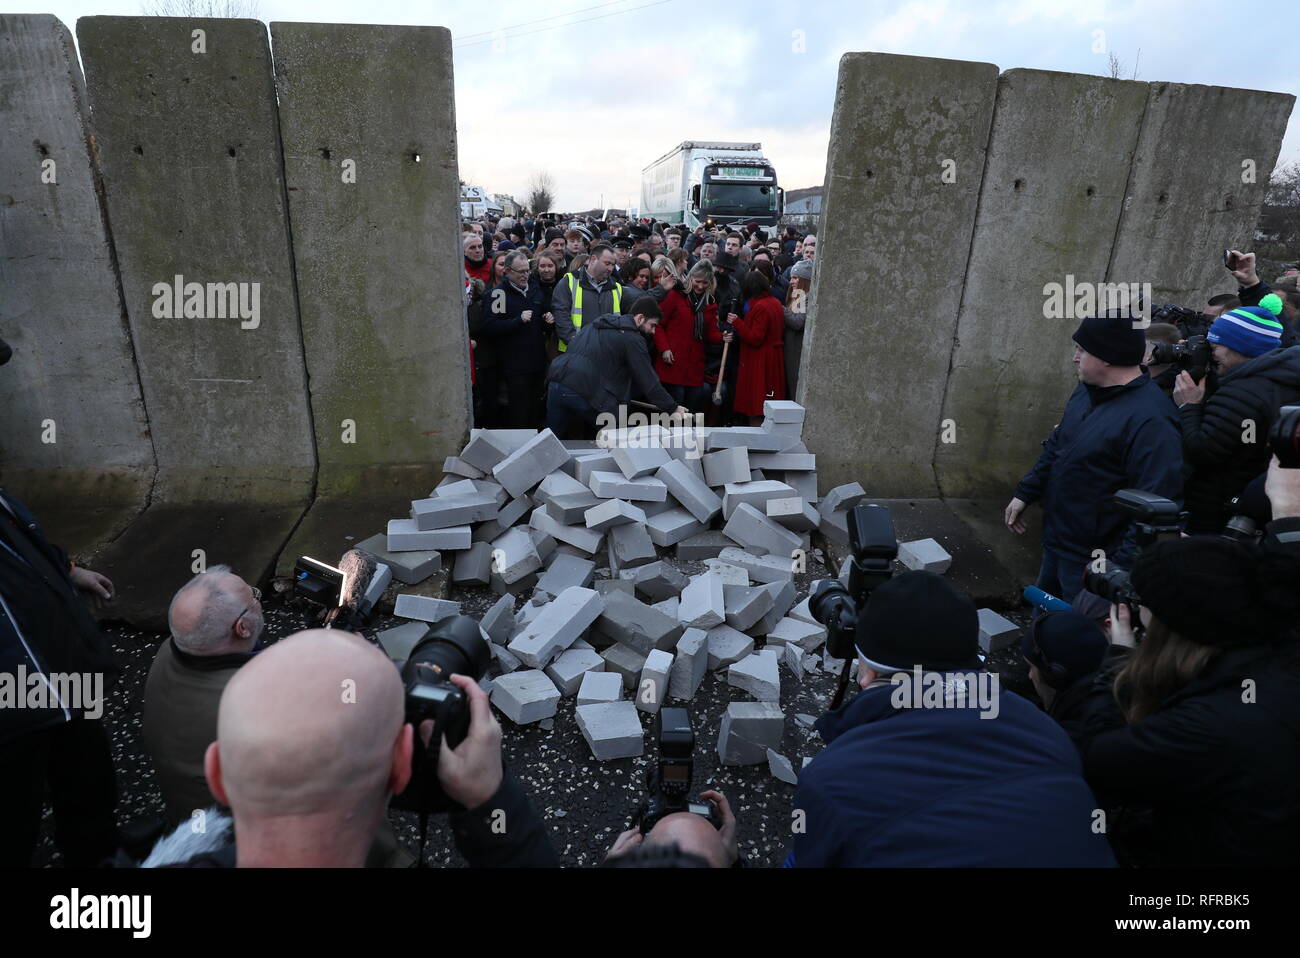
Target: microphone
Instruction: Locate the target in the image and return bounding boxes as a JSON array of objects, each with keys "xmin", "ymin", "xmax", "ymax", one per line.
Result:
[
  {"xmin": 1023, "ymin": 586, "xmax": 1072, "ymax": 614},
  {"xmin": 325, "ymin": 549, "xmax": 390, "ymax": 631}
]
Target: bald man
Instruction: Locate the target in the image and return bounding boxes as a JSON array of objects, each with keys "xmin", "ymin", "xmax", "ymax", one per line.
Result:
[
  {"xmin": 142, "ymin": 566, "xmax": 263, "ymax": 827},
  {"xmin": 605, "ymin": 790, "xmax": 738, "ymax": 867},
  {"xmin": 205, "ymin": 630, "xmax": 407, "ymax": 867},
  {"xmin": 183, "ymin": 628, "xmax": 555, "ymax": 868}
]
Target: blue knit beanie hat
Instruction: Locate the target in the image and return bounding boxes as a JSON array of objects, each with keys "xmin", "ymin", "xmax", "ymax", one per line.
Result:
[{"xmin": 1207, "ymin": 306, "xmax": 1284, "ymax": 357}]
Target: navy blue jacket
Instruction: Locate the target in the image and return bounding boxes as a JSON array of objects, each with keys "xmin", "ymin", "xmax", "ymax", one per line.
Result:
[
  {"xmin": 482, "ymin": 280, "xmax": 547, "ymax": 375},
  {"xmin": 1015, "ymin": 374, "xmax": 1183, "ymax": 569},
  {"xmin": 788, "ymin": 677, "xmax": 1116, "ymax": 867}
]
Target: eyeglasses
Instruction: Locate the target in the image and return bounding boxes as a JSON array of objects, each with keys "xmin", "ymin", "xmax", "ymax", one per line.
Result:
[{"xmin": 231, "ymin": 586, "xmax": 262, "ymax": 634}]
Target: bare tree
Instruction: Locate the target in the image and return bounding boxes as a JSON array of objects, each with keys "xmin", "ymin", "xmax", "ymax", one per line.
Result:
[
  {"xmin": 1106, "ymin": 49, "xmax": 1141, "ymax": 80},
  {"xmin": 526, "ymin": 170, "xmax": 556, "ymax": 215},
  {"xmin": 1257, "ymin": 161, "xmax": 1300, "ymax": 262},
  {"xmin": 141, "ymin": 0, "xmax": 260, "ymax": 17}
]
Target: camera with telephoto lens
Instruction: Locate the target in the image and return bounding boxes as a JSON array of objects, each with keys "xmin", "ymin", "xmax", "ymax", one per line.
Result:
[
  {"xmin": 389, "ymin": 615, "xmax": 491, "ymax": 815},
  {"xmin": 809, "ymin": 504, "xmax": 898, "ymax": 661},
  {"xmin": 1271, "ymin": 405, "xmax": 1300, "ymax": 469},
  {"xmin": 1149, "ymin": 334, "xmax": 1212, "ymax": 382},
  {"xmin": 633, "ymin": 708, "xmax": 722, "ymax": 834},
  {"xmin": 1081, "ymin": 489, "xmax": 1184, "ymax": 626}
]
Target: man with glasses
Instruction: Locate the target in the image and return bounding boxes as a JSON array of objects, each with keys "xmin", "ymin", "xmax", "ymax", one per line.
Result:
[
  {"xmin": 142, "ymin": 567, "xmax": 413, "ymax": 866},
  {"xmin": 143, "ymin": 565, "xmax": 264, "ymax": 829},
  {"xmin": 481, "ymin": 250, "xmax": 548, "ymax": 428}
]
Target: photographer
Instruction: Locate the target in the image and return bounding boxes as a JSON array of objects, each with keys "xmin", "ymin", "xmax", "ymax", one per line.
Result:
[
  {"xmin": 1173, "ymin": 305, "xmax": 1300, "ymax": 534},
  {"xmin": 1068, "ymin": 457, "xmax": 1300, "ymax": 866},
  {"xmin": 1020, "ymin": 610, "xmax": 1109, "ymax": 738},
  {"xmin": 604, "ymin": 790, "xmax": 738, "ymax": 868},
  {"xmin": 1226, "ymin": 249, "xmax": 1299, "ymax": 347},
  {"xmin": 146, "ymin": 629, "xmax": 556, "ymax": 867},
  {"xmin": 1006, "ymin": 311, "xmax": 1183, "ymax": 600},
  {"xmin": 789, "ymin": 571, "xmax": 1115, "ymax": 867}
]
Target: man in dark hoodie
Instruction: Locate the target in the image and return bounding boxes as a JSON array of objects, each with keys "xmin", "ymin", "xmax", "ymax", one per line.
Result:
[
  {"xmin": 545, "ymin": 298, "xmax": 688, "ymax": 439},
  {"xmin": 788, "ymin": 571, "xmax": 1115, "ymax": 867},
  {"xmin": 1020, "ymin": 610, "xmax": 1109, "ymax": 739}
]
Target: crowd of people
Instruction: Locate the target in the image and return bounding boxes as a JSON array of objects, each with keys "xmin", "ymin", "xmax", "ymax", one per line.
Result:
[
  {"xmin": 462, "ymin": 213, "xmax": 817, "ymax": 435},
  {"xmin": 3, "ymin": 234, "xmax": 1300, "ymax": 871}
]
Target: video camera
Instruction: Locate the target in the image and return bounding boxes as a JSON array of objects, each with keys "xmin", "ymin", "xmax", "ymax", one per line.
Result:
[
  {"xmin": 292, "ymin": 551, "xmax": 392, "ymax": 632},
  {"xmin": 1148, "ymin": 334, "xmax": 1212, "ymax": 382},
  {"xmin": 1151, "ymin": 303, "xmax": 1212, "ymax": 340},
  {"xmin": 1080, "ymin": 490, "xmax": 1184, "ymax": 624},
  {"xmin": 389, "ymin": 615, "xmax": 491, "ymax": 816},
  {"xmin": 633, "ymin": 708, "xmax": 722, "ymax": 834},
  {"xmin": 809, "ymin": 504, "xmax": 897, "ymax": 706}
]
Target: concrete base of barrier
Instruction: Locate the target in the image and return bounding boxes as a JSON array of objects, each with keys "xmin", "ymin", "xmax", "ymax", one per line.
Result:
[
  {"xmin": 824, "ymin": 497, "xmax": 1040, "ymax": 609},
  {"xmin": 3, "ymin": 470, "xmax": 151, "ymax": 566},
  {"xmin": 91, "ymin": 500, "xmax": 307, "ymax": 631}
]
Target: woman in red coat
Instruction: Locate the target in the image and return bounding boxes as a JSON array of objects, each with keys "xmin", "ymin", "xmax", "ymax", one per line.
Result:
[
  {"xmin": 652, "ymin": 258, "xmax": 724, "ymax": 412},
  {"xmin": 730, "ymin": 267, "xmax": 787, "ymax": 422}
]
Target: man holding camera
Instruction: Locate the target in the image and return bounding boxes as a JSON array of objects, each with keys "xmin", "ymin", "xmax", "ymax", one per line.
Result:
[
  {"xmin": 146, "ymin": 629, "xmax": 555, "ymax": 867},
  {"xmin": 789, "ymin": 571, "xmax": 1115, "ymax": 867},
  {"xmin": 1173, "ymin": 304, "xmax": 1300, "ymax": 534},
  {"xmin": 1005, "ymin": 311, "xmax": 1183, "ymax": 600}
]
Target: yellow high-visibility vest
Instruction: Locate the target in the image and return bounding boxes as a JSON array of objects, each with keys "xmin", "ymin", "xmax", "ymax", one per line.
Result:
[{"xmin": 558, "ymin": 272, "xmax": 622, "ymax": 352}]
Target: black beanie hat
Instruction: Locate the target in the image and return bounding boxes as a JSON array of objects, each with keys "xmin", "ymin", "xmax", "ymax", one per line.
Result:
[
  {"xmin": 1071, "ymin": 308, "xmax": 1146, "ymax": 366},
  {"xmin": 544, "ymin": 227, "xmax": 563, "ymax": 243},
  {"xmin": 1130, "ymin": 537, "xmax": 1300, "ymax": 647},
  {"xmin": 1021, "ymin": 610, "xmax": 1108, "ymax": 685},
  {"xmin": 855, "ymin": 571, "xmax": 983, "ymax": 672}
]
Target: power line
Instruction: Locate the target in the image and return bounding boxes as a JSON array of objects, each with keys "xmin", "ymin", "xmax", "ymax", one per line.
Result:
[
  {"xmin": 453, "ymin": 0, "xmax": 676, "ymax": 49},
  {"xmin": 454, "ymin": 0, "xmax": 630, "ymax": 43}
]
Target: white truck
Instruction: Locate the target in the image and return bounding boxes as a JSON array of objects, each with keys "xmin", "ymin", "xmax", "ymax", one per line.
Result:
[{"xmin": 640, "ymin": 141, "xmax": 783, "ymax": 229}]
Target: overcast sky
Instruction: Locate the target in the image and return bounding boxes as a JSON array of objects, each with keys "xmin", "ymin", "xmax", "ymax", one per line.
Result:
[{"xmin": 8, "ymin": 0, "xmax": 1299, "ymax": 211}]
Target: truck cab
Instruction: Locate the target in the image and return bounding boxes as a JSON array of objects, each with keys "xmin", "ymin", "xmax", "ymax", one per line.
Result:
[{"xmin": 688, "ymin": 161, "xmax": 782, "ymax": 229}]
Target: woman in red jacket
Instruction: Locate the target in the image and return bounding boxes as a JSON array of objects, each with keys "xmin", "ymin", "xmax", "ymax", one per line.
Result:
[
  {"xmin": 730, "ymin": 267, "xmax": 787, "ymax": 423},
  {"xmin": 653, "ymin": 258, "xmax": 724, "ymax": 412}
]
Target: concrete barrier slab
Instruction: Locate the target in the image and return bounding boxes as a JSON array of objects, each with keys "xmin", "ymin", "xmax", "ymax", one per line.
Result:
[
  {"xmin": 0, "ymin": 14, "xmax": 155, "ymax": 558},
  {"xmin": 77, "ymin": 16, "xmax": 316, "ymax": 623},
  {"xmin": 270, "ymin": 22, "xmax": 468, "ymax": 575},
  {"xmin": 936, "ymin": 69, "xmax": 1148, "ymax": 498},
  {"xmin": 801, "ymin": 53, "xmax": 999, "ymax": 496}
]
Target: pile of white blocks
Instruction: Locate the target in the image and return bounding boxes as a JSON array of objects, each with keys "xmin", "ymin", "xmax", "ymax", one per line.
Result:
[{"xmin": 365, "ymin": 403, "xmax": 979, "ymax": 780}]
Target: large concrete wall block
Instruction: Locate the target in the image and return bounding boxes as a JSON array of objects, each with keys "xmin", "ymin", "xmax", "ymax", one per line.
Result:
[
  {"xmin": 1108, "ymin": 82, "xmax": 1295, "ymax": 306},
  {"xmin": 0, "ymin": 14, "xmax": 155, "ymax": 554},
  {"xmin": 270, "ymin": 22, "xmax": 468, "ymax": 491},
  {"xmin": 935, "ymin": 69, "xmax": 1149, "ymax": 499},
  {"xmin": 801, "ymin": 53, "xmax": 999, "ymax": 496},
  {"xmin": 76, "ymin": 16, "xmax": 315, "ymax": 503}
]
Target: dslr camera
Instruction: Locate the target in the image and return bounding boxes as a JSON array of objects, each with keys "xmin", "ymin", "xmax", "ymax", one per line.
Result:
[
  {"xmin": 809, "ymin": 504, "xmax": 898, "ymax": 662},
  {"xmin": 633, "ymin": 708, "xmax": 722, "ymax": 834},
  {"xmin": 389, "ymin": 615, "xmax": 491, "ymax": 815},
  {"xmin": 1081, "ymin": 489, "xmax": 1184, "ymax": 624},
  {"xmin": 1151, "ymin": 303, "xmax": 1212, "ymax": 340},
  {"xmin": 1148, "ymin": 334, "xmax": 1212, "ymax": 382},
  {"xmin": 1272, "ymin": 405, "xmax": 1300, "ymax": 469}
]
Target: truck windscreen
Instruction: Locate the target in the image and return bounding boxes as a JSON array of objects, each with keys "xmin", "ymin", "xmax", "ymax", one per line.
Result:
[{"xmin": 703, "ymin": 182, "xmax": 777, "ymax": 213}]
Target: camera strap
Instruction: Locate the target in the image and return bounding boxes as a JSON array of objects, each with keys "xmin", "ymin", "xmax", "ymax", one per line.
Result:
[{"xmin": 829, "ymin": 657, "xmax": 853, "ymax": 711}]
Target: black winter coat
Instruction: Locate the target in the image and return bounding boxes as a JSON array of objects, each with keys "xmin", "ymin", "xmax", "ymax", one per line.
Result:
[
  {"xmin": 1070, "ymin": 641, "xmax": 1300, "ymax": 867},
  {"xmin": 1179, "ymin": 346, "xmax": 1300, "ymax": 533},
  {"xmin": 482, "ymin": 280, "xmax": 547, "ymax": 375},
  {"xmin": 546, "ymin": 312, "xmax": 676, "ymax": 415},
  {"xmin": 1014, "ymin": 375, "xmax": 1183, "ymax": 569},
  {"xmin": 0, "ymin": 491, "xmax": 116, "ymax": 745}
]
